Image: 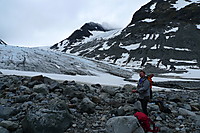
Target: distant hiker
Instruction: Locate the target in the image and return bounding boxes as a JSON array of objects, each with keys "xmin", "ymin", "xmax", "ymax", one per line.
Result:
[{"xmin": 132, "ymin": 70, "xmax": 150, "ymax": 115}]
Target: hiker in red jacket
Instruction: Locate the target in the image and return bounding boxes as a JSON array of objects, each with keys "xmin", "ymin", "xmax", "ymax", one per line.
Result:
[{"xmin": 132, "ymin": 70, "xmax": 150, "ymax": 115}]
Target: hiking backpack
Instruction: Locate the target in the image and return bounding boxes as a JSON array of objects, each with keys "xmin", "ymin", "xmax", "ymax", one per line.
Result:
[
  {"xmin": 147, "ymin": 74, "xmax": 154, "ymax": 99},
  {"xmin": 134, "ymin": 112, "xmax": 159, "ymax": 133}
]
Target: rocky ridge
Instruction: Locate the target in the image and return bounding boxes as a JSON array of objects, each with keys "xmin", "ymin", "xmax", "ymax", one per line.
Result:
[
  {"xmin": 0, "ymin": 74, "xmax": 199, "ymax": 133},
  {"xmin": 0, "ymin": 39, "xmax": 7, "ymax": 45}
]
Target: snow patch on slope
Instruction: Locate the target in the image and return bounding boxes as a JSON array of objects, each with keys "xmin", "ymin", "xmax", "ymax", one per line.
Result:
[
  {"xmin": 141, "ymin": 18, "xmax": 156, "ymax": 23},
  {"xmin": 172, "ymin": 0, "xmax": 200, "ymax": 10},
  {"xmin": 119, "ymin": 43, "xmax": 140, "ymax": 51},
  {"xmin": 164, "ymin": 27, "xmax": 179, "ymax": 34}
]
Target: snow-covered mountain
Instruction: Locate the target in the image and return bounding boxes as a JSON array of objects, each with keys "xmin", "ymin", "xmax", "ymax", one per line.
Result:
[
  {"xmin": 50, "ymin": 22, "xmax": 113, "ymax": 52},
  {"xmin": 0, "ymin": 39, "xmax": 7, "ymax": 45},
  {"xmin": 51, "ymin": 0, "xmax": 200, "ymax": 73},
  {"xmin": 0, "ymin": 45, "xmax": 132, "ymax": 78}
]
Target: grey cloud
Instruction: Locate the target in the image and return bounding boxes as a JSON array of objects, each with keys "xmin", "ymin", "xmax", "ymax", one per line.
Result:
[{"xmin": 0, "ymin": 0, "xmax": 150, "ymax": 47}]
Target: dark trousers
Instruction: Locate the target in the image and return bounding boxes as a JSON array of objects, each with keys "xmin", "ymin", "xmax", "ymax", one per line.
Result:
[{"xmin": 139, "ymin": 98, "xmax": 149, "ymax": 115}]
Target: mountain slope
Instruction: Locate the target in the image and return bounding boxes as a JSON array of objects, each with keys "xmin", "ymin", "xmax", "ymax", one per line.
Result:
[
  {"xmin": 51, "ymin": 0, "xmax": 200, "ymax": 72},
  {"xmin": 0, "ymin": 45, "xmax": 132, "ymax": 78}
]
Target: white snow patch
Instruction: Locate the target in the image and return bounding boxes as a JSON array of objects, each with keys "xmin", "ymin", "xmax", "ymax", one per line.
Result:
[
  {"xmin": 141, "ymin": 18, "xmax": 156, "ymax": 23},
  {"xmin": 150, "ymin": 3, "xmax": 157, "ymax": 12},
  {"xmin": 140, "ymin": 45, "xmax": 147, "ymax": 48},
  {"xmin": 166, "ymin": 36, "xmax": 170, "ymax": 39},
  {"xmin": 125, "ymin": 33, "xmax": 131, "ymax": 38},
  {"xmin": 196, "ymin": 24, "xmax": 200, "ymax": 29},
  {"xmin": 128, "ymin": 24, "xmax": 135, "ymax": 27},
  {"xmin": 175, "ymin": 48, "xmax": 191, "ymax": 51},
  {"xmin": 160, "ymin": 69, "xmax": 200, "ymax": 79},
  {"xmin": 143, "ymin": 34, "xmax": 150, "ymax": 40},
  {"xmin": 0, "ymin": 69, "xmax": 132, "ymax": 87},
  {"xmin": 155, "ymin": 34, "xmax": 159, "ymax": 40},
  {"xmin": 120, "ymin": 43, "xmax": 140, "ymax": 51},
  {"xmin": 164, "ymin": 27, "xmax": 179, "ymax": 34},
  {"xmin": 150, "ymin": 44, "xmax": 157, "ymax": 49},
  {"xmin": 150, "ymin": 34, "xmax": 154, "ymax": 40},
  {"xmin": 98, "ymin": 41, "xmax": 109, "ymax": 50},
  {"xmin": 164, "ymin": 46, "xmax": 191, "ymax": 51},
  {"xmin": 81, "ymin": 29, "xmax": 122, "ymax": 44},
  {"xmin": 172, "ymin": 0, "xmax": 200, "ymax": 10},
  {"xmin": 115, "ymin": 53, "xmax": 129, "ymax": 65},
  {"xmin": 99, "ymin": 41, "xmax": 116, "ymax": 51},
  {"xmin": 170, "ymin": 59, "xmax": 197, "ymax": 64}
]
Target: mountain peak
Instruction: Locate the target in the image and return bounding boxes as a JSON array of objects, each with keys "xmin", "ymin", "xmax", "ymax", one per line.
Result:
[
  {"xmin": 50, "ymin": 22, "xmax": 111, "ymax": 51},
  {"xmin": 67, "ymin": 22, "xmax": 108, "ymax": 42}
]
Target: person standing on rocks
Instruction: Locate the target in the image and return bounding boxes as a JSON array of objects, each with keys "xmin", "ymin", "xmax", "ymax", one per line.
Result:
[{"xmin": 132, "ymin": 70, "xmax": 150, "ymax": 115}]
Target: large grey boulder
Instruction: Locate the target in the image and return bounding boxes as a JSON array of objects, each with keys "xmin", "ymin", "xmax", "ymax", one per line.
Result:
[
  {"xmin": 178, "ymin": 108, "xmax": 196, "ymax": 116},
  {"xmin": 102, "ymin": 86, "xmax": 120, "ymax": 96},
  {"xmin": 79, "ymin": 97, "xmax": 96, "ymax": 114},
  {"xmin": 106, "ymin": 116, "xmax": 144, "ymax": 133},
  {"xmin": 0, "ymin": 106, "xmax": 17, "ymax": 119},
  {"xmin": 33, "ymin": 84, "xmax": 49, "ymax": 94},
  {"xmin": 0, "ymin": 126, "xmax": 9, "ymax": 133},
  {"xmin": 22, "ymin": 99, "xmax": 72, "ymax": 133},
  {"xmin": 0, "ymin": 120, "xmax": 18, "ymax": 131}
]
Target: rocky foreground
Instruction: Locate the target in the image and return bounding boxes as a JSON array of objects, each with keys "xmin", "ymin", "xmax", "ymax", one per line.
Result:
[{"xmin": 0, "ymin": 74, "xmax": 200, "ymax": 133}]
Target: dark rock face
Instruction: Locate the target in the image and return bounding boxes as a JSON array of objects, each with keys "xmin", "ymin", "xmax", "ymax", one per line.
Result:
[{"xmin": 51, "ymin": 0, "xmax": 200, "ymax": 69}]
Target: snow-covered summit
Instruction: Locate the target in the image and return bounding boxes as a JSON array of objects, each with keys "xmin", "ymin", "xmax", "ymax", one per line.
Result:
[{"xmin": 50, "ymin": 22, "xmax": 122, "ymax": 53}]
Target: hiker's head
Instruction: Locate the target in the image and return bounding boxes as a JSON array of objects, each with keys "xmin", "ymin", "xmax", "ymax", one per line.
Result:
[{"xmin": 139, "ymin": 70, "xmax": 146, "ymax": 78}]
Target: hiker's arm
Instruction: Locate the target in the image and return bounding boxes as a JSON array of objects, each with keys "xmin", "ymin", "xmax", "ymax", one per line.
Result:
[{"xmin": 137, "ymin": 80, "xmax": 150, "ymax": 93}]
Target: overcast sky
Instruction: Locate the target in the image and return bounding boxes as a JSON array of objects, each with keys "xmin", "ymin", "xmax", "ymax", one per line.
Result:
[{"xmin": 0, "ymin": 0, "xmax": 150, "ymax": 47}]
